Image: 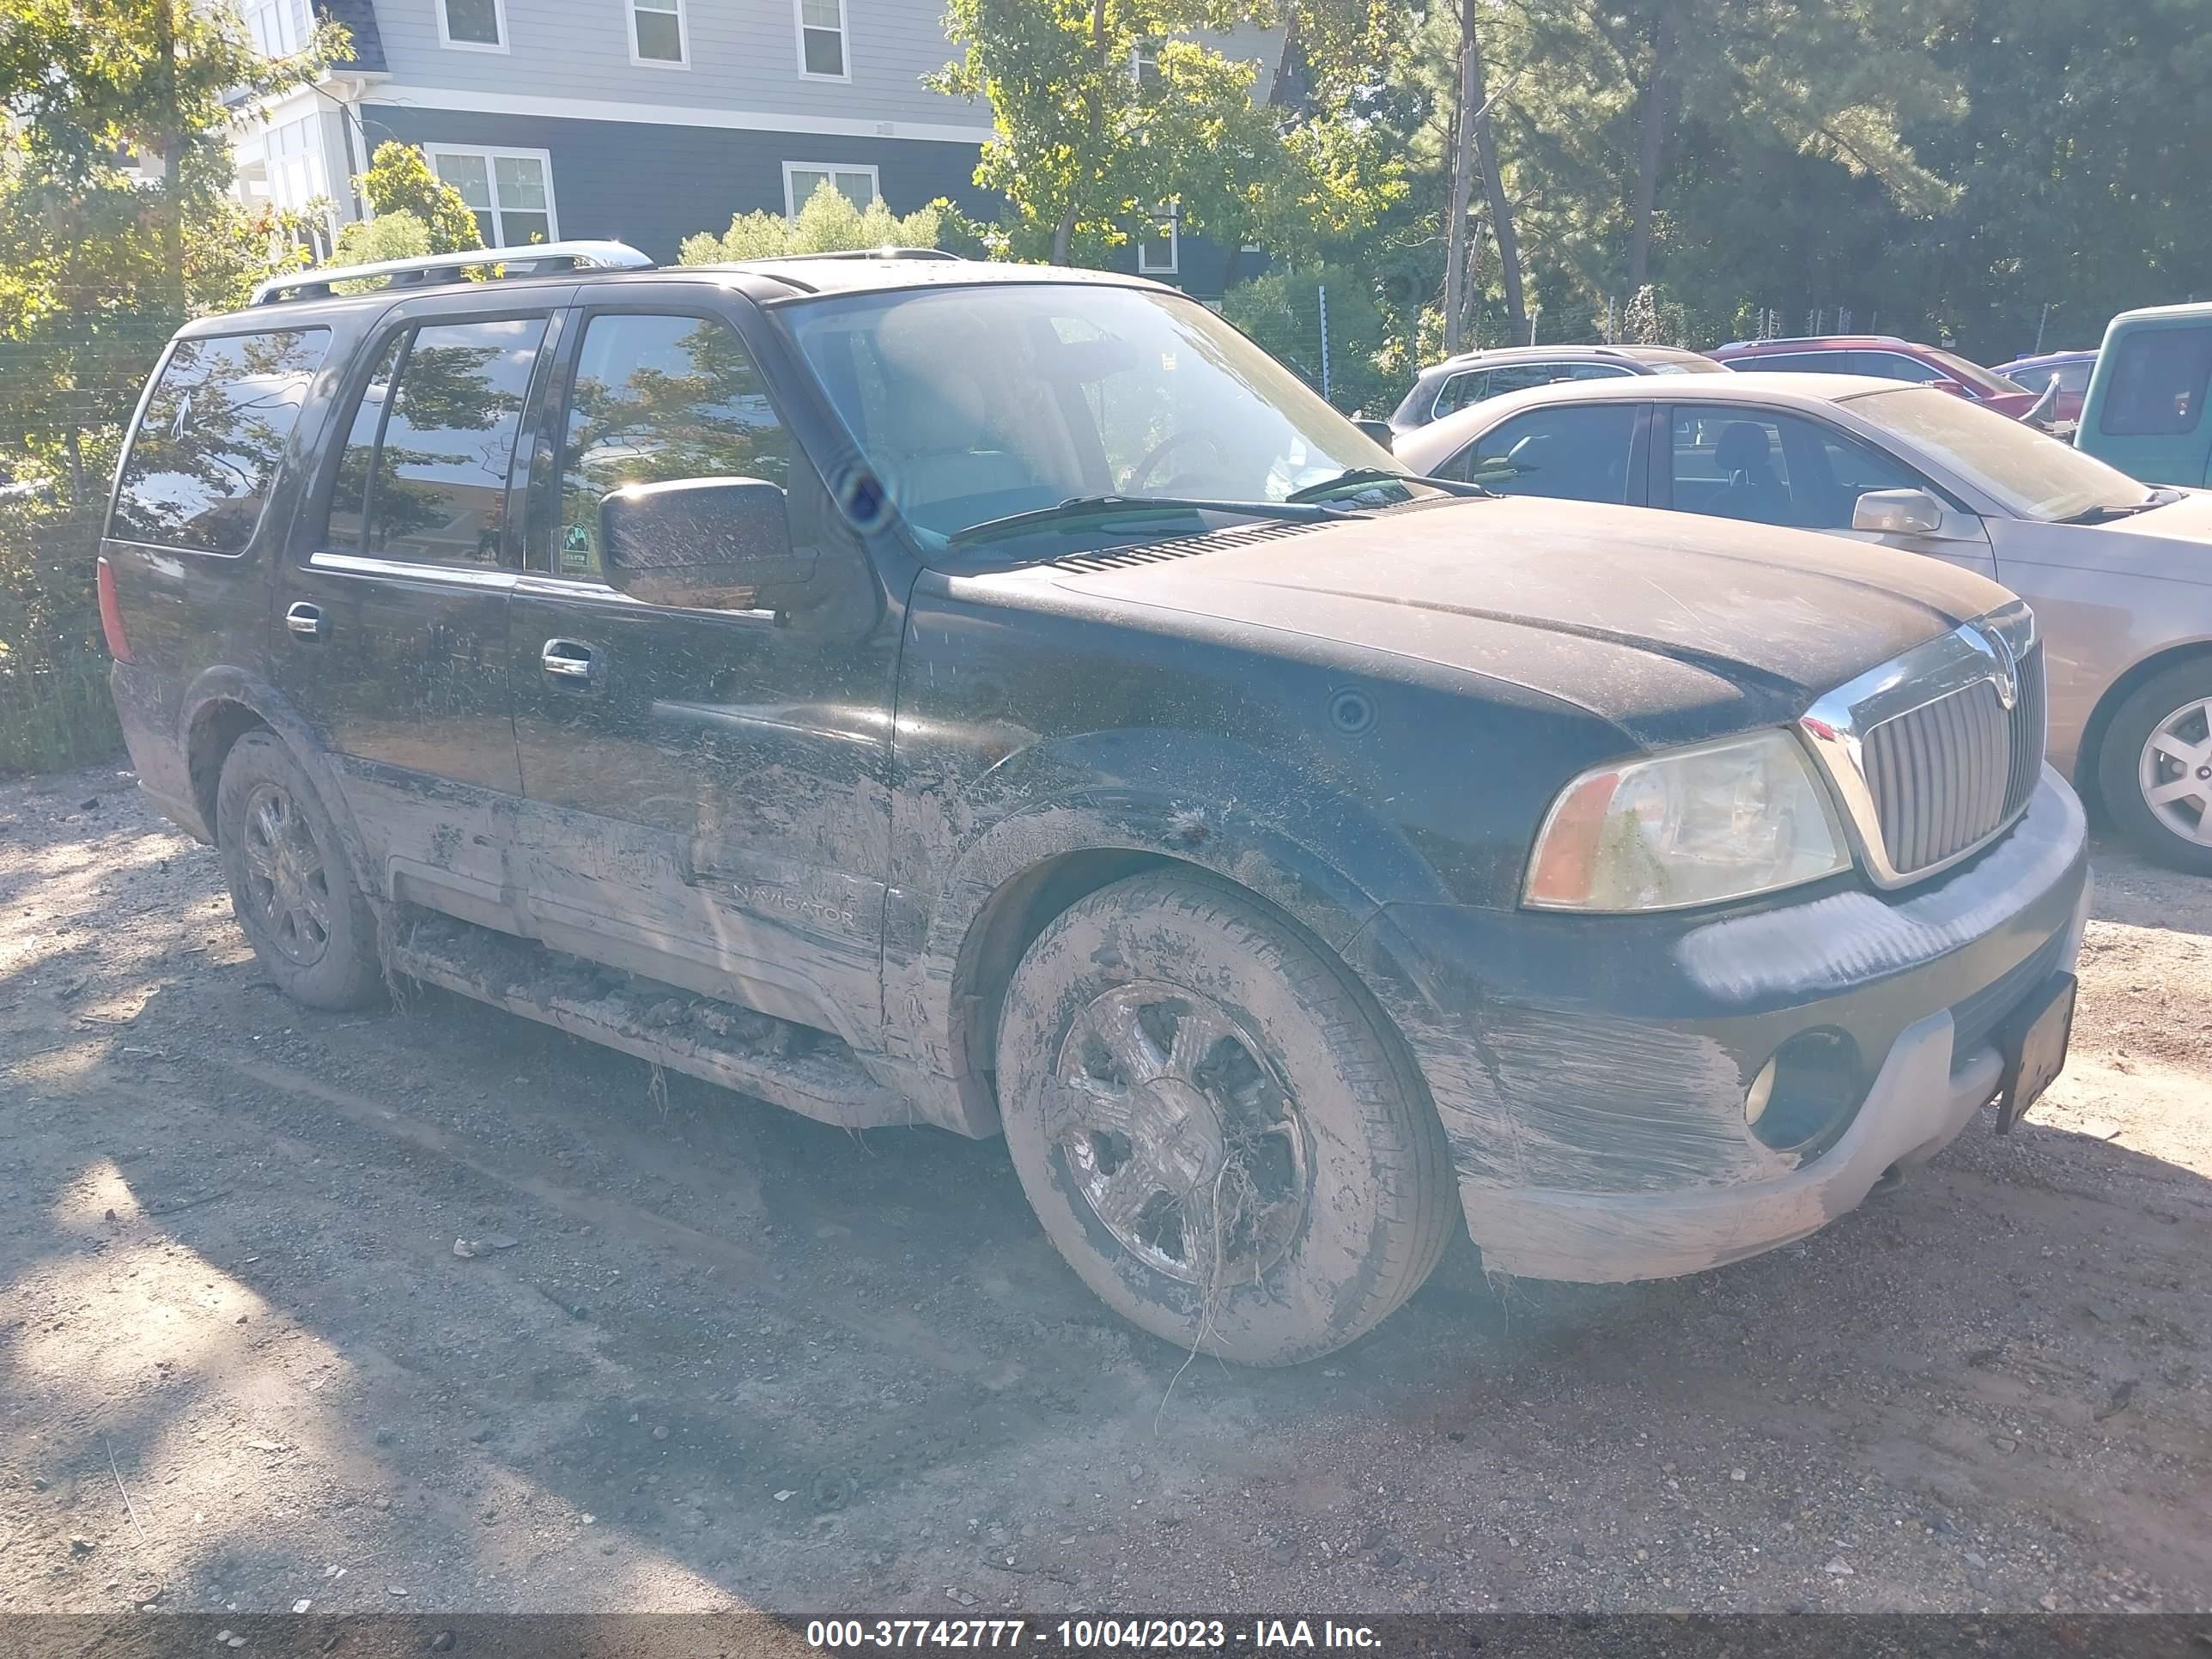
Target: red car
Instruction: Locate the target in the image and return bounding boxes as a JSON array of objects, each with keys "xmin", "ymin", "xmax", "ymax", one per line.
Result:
[{"xmin": 1709, "ymin": 334, "xmax": 2043, "ymax": 419}]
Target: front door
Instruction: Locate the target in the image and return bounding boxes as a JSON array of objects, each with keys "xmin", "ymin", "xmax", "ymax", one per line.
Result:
[
  {"xmin": 1660, "ymin": 404, "xmax": 1999, "ymax": 581},
  {"xmin": 271, "ymin": 300, "xmax": 560, "ymax": 918},
  {"xmin": 506, "ymin": 294, "xmax": 900, "ymax": 1048}
]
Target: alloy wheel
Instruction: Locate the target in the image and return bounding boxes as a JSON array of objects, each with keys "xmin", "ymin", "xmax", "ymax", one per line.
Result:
[
  {"xmin": 2138, "ymin": 696, "xmax": 2212, "ymax": 845},
  {"xmin": 239, "ymin": 781, "xmax": 332, "ymax": 966},
  {"xmin": 1046, "ymin": 980, "xmax": 1310, "ymax": 1287}
]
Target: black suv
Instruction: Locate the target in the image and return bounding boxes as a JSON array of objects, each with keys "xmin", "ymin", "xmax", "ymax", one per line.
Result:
[{"xmin": 100, "ymin": 244, "xmax": 2090, "ymax": 1364}]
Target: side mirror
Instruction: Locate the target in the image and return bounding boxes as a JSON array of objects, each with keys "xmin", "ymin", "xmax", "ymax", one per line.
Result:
[
  {"xmin": 1352, "ymin": 417, "xmax": 1394, "ymax": 451},
  {"xmin": 1852, "ymin": 487, "xmax": 1948, "ymax": 537},
  {"xmin": 1929, "ymin": 377, "xmax": 1972, "ymax": 399},
  {"xmin": 599, "ymin": 477, "xmax": 811, "ymax": 610}
]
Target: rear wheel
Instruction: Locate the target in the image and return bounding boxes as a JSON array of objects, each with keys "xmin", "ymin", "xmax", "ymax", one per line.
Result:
[
  {"xmin": 2099, "ymin": 662, "xmax": 2212, "ymax": 875},
  {"xmin": 994, "ymin": 871, "xmax": 1457, "ymax": 1366},
  {"xmin": 216, "ymin": 732, "xmax": 384, "ymax": 1009}
]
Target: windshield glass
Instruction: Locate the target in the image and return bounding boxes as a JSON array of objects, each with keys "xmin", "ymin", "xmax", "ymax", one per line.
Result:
[
  {"xmin": 1927, "ymin": 346, "xmax": 2027, "ymax": 397},
  {"xmin": 1845, "ymin": 386, "xmax": 2153, "ymax": 520},
  {"xmin": 778, "ymin": 283, "xmax": 1404, "ymax": 546},
  {"xmin": 1646, "ymin": 356, "xmax": 1729, "ymax": 374}
]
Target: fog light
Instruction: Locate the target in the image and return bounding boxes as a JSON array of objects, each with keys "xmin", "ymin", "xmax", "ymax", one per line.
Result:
[
  {"xmin": 1743, "ymin": 1057, "xmax": 1778, "ymax": 1126},
  {"xmin": 1746, "ymin": 1029, "xmax": 1865, "ymax": 1154}
]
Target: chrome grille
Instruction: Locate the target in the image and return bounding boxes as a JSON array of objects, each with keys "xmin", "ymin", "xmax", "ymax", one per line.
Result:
[
  {"xmin": 1862, "ymin": 640, "xmax": 2044, "ymax": 875},
  {"xmin": 1799, "ymin": 604, "xmax": 2045, "ymax": 888}
]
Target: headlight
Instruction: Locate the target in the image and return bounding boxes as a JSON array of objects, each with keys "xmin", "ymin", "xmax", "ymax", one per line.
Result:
[{"xmin": 1524, "ymin": 730, "xmax": 1850, "ymax": 912}]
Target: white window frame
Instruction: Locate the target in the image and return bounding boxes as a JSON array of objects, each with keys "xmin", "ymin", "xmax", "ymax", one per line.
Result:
[
  {"xmin": 434, "ymin": 0, "xmax": 509, "ymax": 53},
  {"xmin": 627, "ymin": 0, "xmax": 690, "ymax": 69},
  {"xmin": 781, "ymin": 161, "xmax": 878, "ymax": 218},
  {"xmin": 793, "ymin": 0, "xmax": 851, "ymax": 82},
  {"xmin": 424, "ymin": 144, "xmax": 559, "ymax": 246},
  {"xmin": 246, "ymin": 0, "xmax": 310, "ymax": 57},
  {"xmin": 1136, "ymin": 213, "xmax": 1179, "ymax": 276},
  {"xmin": 1130, "ymin": 42, "xmax": 1159, "ymax": 87}
]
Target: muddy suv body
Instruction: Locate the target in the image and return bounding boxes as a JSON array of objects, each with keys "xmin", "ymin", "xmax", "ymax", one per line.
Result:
[{"xmin": 101, "ymin": 249, "xmax": 2091, "ymax": 1363}]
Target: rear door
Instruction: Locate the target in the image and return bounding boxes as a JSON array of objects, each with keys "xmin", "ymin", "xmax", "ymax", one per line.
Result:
[
  {"xmin": 103, "ymin": 324, "xmax": 333, "ymax": 763},
  {"xmin": 504, "ymin": 287, "xmax": 899, "ymax": 1046},
  {"xmin": 270, "ymin": 289, "xmax": 565, "ymax": 922}
]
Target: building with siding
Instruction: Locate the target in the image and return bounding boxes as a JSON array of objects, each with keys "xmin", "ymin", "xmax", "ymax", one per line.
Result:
[{"xmin": 230, "ymin": 0, "xmax": 1275, "ymax": 295}]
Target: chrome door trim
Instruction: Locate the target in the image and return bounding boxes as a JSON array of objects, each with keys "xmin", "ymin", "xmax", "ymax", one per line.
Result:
[{"xmin": 307, "ymin": 550, "xmax": 518, "ymax": 592}]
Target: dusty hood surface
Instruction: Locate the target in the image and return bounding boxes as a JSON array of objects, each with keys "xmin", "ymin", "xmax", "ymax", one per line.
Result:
[{"xmin": 1045, "ymin": 497, "xmax": 2013, "ymax": 741}]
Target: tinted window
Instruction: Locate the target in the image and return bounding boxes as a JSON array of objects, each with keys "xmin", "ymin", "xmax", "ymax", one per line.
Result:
[
  {"xmin": 1447, "ymin": 404, "xmax": 1639, "ymax": 501},
  {"xmin": 1670, "ymin": 407, "xmax": 1917, "ymax": 529},
  {"xmin": 2100, "ymin": 326, "xmax": 2212, "ymax": 437},
  {"xmin": 553, "ymin": 313, "xmax": 789, "ymax": 579},
  {"xmin": 1433, "ymin": 369, "xmax": 1488, "ymax": 416},
  {"xmin": 111, "ymin": 329, "xmax": 330, "ymax": 554},
  {"xmin": 1729, "ymin": 351, "xmax": 1850, "ymax": 374},
  {"xmin": 324, "ymin": 318, "xmax": 546, "ymax": 565},
  {"xmin": 1853, "ymin": 351, "xmax": 1942, "ymax": 383}
]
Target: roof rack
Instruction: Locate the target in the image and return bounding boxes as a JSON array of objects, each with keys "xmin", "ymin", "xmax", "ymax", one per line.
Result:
[
  {"xmin": 762, "ymin": 247, "xmax": 962, "ymax": 263},
  {"xmin": 250, "ymin": 240, "xmax": 654, "ymax": 306}
]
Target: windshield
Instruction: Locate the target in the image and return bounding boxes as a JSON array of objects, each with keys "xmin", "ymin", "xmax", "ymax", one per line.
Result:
[
  {"xmin": 1645, "ymin": 356, "xmax": 1730, "ymax": 375},
  {"xmin": 1926, "ymin": 346, "xmax": 2027, "ymax": 397},
  {"xmin": 1844, "ymin": 385, "xmax": 2153, "ymax": 520},
  {"xmin": 778, "ymin": 283, "xmax": 1405, "ymax": 548}
]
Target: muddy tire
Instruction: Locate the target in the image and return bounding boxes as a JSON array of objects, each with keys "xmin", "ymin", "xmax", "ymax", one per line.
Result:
[
  {"xmin": 2097, "ymin": 662, "xmax": 2212, "ymax": 876},
  {"xmin": 994, "ymin": 870, "xmax": 1457, "ymax": 1366},
  {"xmin": 216, "ymin": 731, "xmax": 384, "ymax": 1010}
]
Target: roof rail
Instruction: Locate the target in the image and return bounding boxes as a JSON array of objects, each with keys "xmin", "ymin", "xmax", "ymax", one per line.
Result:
[
  {"xmin": 1719, "ymin": 333, "xmax": 1907, "ymax": 349},
  {"xmin": 763, "ymin": 247, "xmax": 962, "ymax": 263},
  {"xmin": 250, "ymin": 240, "xmax": 653, "ymax": 306}
]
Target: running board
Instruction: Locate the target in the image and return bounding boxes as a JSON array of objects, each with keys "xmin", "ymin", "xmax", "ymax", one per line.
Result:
[{"xmin": 383, "ymin": 913, "xmax": 915, "ymax": 1131}]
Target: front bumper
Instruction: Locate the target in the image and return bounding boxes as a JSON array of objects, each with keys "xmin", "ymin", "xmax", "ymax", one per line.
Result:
[{"xmin": 1353, "ymin": 768, "xmax": 2092, "ymax": 1283}]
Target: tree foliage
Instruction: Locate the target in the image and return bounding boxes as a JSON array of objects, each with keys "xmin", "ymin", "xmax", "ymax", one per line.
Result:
[
  {"xmin": 1280, "ymin": 0, "xmax": 2212, "ymax": 366},
  {"xmin": 1221, "ymin": 263, "xmax": 1392, "ymax": 415},
  {"xmin": 929, "ymin": 0, "xmax": 1399, "ymax": 265},
  {"xmin": 357, "ymin": 142, "xmax": 483, "ymax": 253},
  {"xmin": 678, "ymin": 182, "xmax": 952, "ymax": 263}
]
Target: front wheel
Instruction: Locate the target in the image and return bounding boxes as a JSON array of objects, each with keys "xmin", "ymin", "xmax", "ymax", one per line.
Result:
[
  {"xmin": 994, "ymin": 871, "xmax": 1457, "ymax": 1366},
  {"xmin": 2098, "ymin": 662, "xmax": 2212, "ymax": 875}
]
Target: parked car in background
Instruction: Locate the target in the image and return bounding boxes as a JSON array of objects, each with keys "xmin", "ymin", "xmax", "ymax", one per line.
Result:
[
  {"xmin": 1398, "ymin": 372, "xmax": 2212, "ymax": 872},
  {"xmin": 1387, "ymin": 343, "xmax": 1728, "ymax": 439},
  {"xmin": 1711, "ymin": 335, "xmax": 2045, "ymax": 421},
  {"xmin": 100, "ymin": 246, "xmax": 2087, "ymax": 1364},
  {"xmin": 2076, "ymin": 302, "xmax": 2212, "ymax": 488},
  {"xmin": 1994, "ymin": 349, "xmax": 2097, "ymax": 425}
]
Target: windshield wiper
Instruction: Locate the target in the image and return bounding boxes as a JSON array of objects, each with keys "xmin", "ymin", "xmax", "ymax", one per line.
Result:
[
  {"xmin": 947, "ymin": 494, "xmax": 1357, "ymax": 548},
  {"xmin": 1285, "ymin": 466, "xmax": 1495, "ymax": 503},
  {"xmin": 2057, "ymin": 497, "xmax": 2164, "ymax": 525}
]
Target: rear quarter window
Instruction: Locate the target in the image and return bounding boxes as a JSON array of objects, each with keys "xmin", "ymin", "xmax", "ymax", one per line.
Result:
[{"xmin": 110, "ymin": 328, "xmax": 331, "ymax": 554}]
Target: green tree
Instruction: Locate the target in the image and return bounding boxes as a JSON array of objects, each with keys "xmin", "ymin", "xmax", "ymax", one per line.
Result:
[
  {"xmin": 928, "ymin": 0, "xmax": 1395, "ymax": 267},
  {"xmin": 1222, "ymin": 263, "xmax": 1392, "ymax": 414},
  {"xmin": 1, "ymin": 0, "xmax": 343, "ymax": 308},
  {"xmin": 357, "ymin": 142, "xmax": 484, "ymax": 252},
  {"xmin": 678, "ymin": 182, "xmax": 949, "ymax": 263}
]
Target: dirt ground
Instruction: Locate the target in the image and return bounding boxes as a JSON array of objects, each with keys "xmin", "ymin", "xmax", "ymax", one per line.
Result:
[{"xmin": 3, "ymin": 762, "xmax": 2208, "ymax": 1620}]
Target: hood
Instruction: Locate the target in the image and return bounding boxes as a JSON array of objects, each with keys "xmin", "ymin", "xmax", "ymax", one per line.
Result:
[
  {"xmin": 2007, "ymin": 488, "xmax": 2212, "ymax": 580},
  {"xmin": 1980, "ymin": 390, "xmax": 2040, "ymax": 419},
  {"xmin": 1042, "ymin": 497, "xmax": 2014, "ymax": 744}
]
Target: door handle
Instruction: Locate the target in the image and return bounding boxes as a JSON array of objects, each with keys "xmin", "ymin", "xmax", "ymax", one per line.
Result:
[
  {"xmin": 541, "ymin": 638, "xmax": 599, "ymax": 683},
  {"xmin": 285, "ymin": 602, "xmax": 326, "ymax": 641}
]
